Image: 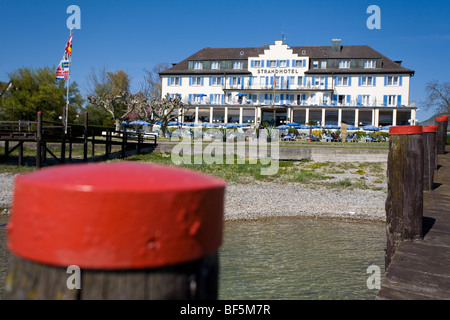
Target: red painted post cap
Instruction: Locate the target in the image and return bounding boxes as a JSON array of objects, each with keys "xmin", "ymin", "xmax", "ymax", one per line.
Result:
[
  {"xmin": 8, "ymin": 163, "xmax": 226, "ymax": 269},
  {"xmin": 440, "ymin": 115, "xmax": 448, "ymax": 121},
  {"xmin": 389, "ymin": 125, "xmax": 423, "ymax": 135},
  {"xmin": 423, "ymin": 125, "xmax": 438, "ymax": 133},
  {"xmin": 436, "ymin": 117, "xmax": 444, "ymax": 122}
]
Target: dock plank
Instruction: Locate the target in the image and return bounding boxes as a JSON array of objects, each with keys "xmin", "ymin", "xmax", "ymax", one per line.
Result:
[{"xmin": 378, "ymin": 145, "xmax": 450, "ymax": 300}]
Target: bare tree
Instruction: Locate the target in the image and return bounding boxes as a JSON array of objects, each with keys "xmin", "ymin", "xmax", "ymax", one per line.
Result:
[
  {"xmin": 423, "ymin": 80, "xmax": 450, "ymax": 114},
  {"xmin": 141, "ymin": 62, "xmax": 171, "ymax": 102},
  {"xmin": 86, "ymin": 67, "xmax": 136, "ymax": 131},
  {"xmin": 150, "ymin": 93, "xmax": 183, "ymax": 137}
]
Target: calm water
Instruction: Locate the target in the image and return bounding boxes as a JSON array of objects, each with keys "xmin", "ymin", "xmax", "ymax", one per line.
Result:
[
  {"xmin": 218, "ymin": 218, "xmax": 386, "ymax": 300},
  {"xmin": 0, "ymin": 216, "xmax": 385, "ymax": 300}
]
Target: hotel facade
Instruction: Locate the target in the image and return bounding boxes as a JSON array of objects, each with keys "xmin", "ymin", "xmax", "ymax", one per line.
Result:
[{"xmin": 160, "ymin": 39, "xmax": 415, "ymax": 128}]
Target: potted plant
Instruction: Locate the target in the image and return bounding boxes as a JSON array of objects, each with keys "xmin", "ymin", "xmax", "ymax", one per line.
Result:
[
  {"xmin": 266, "ymin": 125, "xmax": 274, "ymax": 142},
  {"xmin": 306, "ymin": 121, "xmax": 316, "ymax": 142}
]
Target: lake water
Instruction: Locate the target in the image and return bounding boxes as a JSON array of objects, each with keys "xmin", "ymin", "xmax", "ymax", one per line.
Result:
[
  {"xmin": 218, "ymin": 217, "xmax": 386, "ymax": 300},
  {"xmin": 0, "ymin": 216, "xmax": 386, "ymax": 300}
]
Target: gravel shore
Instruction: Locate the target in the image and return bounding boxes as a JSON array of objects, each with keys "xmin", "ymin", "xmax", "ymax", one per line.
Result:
[{"xmin": 0, "ymin": 172, "xmax": 386, "ymax": 222}]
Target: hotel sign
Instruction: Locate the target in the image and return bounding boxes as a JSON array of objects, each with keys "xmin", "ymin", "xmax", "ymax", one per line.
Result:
[{"xmin": 256, "ymin": 68, "xmax": 300, "ymax": 74}]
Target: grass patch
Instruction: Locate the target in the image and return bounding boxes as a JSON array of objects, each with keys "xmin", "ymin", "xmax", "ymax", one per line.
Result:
[{"xmin": 293, "ymin": 170, "xmax": 333, "ymax": 183}]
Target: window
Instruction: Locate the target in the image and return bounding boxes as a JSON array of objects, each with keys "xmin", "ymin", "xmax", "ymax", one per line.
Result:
[
  {"xmin": 193, "ymin": 62, "xmax": 203, "ymax": 70},
  {"xmin": 269, "ymin": 60, "xmax": 277, "ymax": 67},
  {"xmin": 386, "ymin": 76, "xmax": 399, "ymax": 86},
  {"xmin": 339, "ymin": 60, "xmax": 350, "ymax": 68},
  {"xmin": 361, "ymin": 76, "xmax": 374, "ymax": 86},
  {"xmin": 230, "ymin": 77, "xmax": 238, "ymax": 86},
  {"xmin": 388, "ymin": 95, "xmax": 397, "ymax": 106},
  {"xmin": 294, "ymin": 60, "xmax": 303, "ymax": 67},
  {"xmin": 210, "ymin": 76, "xmax": 222, "ymax": 86},
  {"xmin": 312, "ymin": 61, "xmax": 319, "ymax": 69},
  {"xmin": 211, "ymin": 94, "xmax": 221, "ymax": 104},
  {"xmin": 336, "ymin": 76, "xmax": 349, "ymax": 86},
  {"xmin": 297, "ymin": 76, "xmax": 303, "ymax": 87},
  {"xmin": 233, "ymin": 61, "xmax": 243, "ymax": 69},
  {"xmin": 314, "ymin": 77, "xmax": 325, "ymax": 87},
  {"xmin": 191, "ymin": 76, "xmax": 202, "ymax": 86},
  {"xmin": 169, "ymin": 77, "xmax": 180, "ymax": 86},
  {"xmin": 364, "ymin": 60, "xmax": 376, "ymax": 68},
  {"xmin": 320, "ymin": 61, "xmax": 327, "ymax": 69},
  {"xmin": 362, "ymin": 95, "xmax": 370, "ymax": 106},
  {"xmin": 211, "ymin": 61, "xmax": 220, "ymax": 70},
  {"xmin": 279, "ymin": 60, "xmax": 287, "ymax": 67},
  {"xmin": 253, "ymin": 60, "xmax": 261, "ymax": 68}
]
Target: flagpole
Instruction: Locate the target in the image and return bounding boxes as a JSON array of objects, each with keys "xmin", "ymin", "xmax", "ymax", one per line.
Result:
[{"xmin": 65, "ymin": 30, "xmax": 72, "ymax": 134}]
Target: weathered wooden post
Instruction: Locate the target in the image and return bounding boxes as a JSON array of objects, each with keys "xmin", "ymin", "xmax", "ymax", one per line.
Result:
[
  {"xmin": 36, "ymin": 111, "xmax": 42, "ymax": 169},
  {"xmin": 423, "ymin": 125, "xmax": 437, "ymax": 190},
  {"xmin": 83, "ymin": 112, "xmax": 88, "ymax": 161},
  {"xmin": 385, "ymin": 125, "xmax": 423, "ymax": 269},
  {"xmin": 435, "ymin": 115, "xmax": 448, "ymax": 155},
  {"xmin": 5, "ymin": 162, "xmax": 225, "ymax": 299}
]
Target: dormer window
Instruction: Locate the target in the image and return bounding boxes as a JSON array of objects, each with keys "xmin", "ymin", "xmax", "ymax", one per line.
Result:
[
  {"xmin": 211, "ymin": 61, "xmax": 220, "ymax": 70},
  {"xmin": 339, "ymin": 60, "xmax": 350, "ymax": 68},
  {"xmin": 193, "ymin": 61, "xmax": 203, "ymax": 70},
  {"xmin": 233, "ymin": 61, "xmax": 243, "ymax": 69},
  {"xmin": 364, "ymin": 60, "xmax": 376, "ymax": 68}
]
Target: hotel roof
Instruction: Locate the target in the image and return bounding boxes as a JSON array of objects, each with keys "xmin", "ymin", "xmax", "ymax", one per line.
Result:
[{"xmin": 160, "ymin": 42, "xmax": 414, "ymax": 76}]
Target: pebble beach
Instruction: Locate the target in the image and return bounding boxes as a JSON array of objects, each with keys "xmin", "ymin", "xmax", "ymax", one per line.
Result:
[{"xmin": 0, "ymin": 171, "xmax": 387, "ymax": 221}]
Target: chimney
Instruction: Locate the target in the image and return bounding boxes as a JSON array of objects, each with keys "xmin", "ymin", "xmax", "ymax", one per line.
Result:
[{"xmin": 332, "ymin": 39, "xmax": 342, "ymax": 53}]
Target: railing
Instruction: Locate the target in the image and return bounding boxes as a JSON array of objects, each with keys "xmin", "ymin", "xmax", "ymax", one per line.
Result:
[{"xmin": 223, "ymin": 83, "xmax": 334, "ymax": 91}]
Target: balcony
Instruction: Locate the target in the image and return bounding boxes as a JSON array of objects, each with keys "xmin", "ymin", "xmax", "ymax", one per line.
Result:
[{"xmin": 223, "ymin": 82, "xmax": 334, "ymax": 91}]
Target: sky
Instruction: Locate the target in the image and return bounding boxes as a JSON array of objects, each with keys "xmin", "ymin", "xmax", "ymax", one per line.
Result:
[{"xmin": 0, "ymin": 0, "xmax": 449, "ymax": 122}]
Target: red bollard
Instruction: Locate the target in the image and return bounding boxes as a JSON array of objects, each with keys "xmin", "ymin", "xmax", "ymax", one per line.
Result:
[
  {"xmin": 385, "ymin": 125, "xmax": 423, "ymax": 269},
  {"xmin": 435, "ymin": 116, "xmax": 448, "ymax": 155},
  {"xmin": 5, "ymin": 162, "xmax": 226, "ymax": 299},
  {"xmin": 423, "ymin": 125, "xmax": 437, "ymax": 190}
]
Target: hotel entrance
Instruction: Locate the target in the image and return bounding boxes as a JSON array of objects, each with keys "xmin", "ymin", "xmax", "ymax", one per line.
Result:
[{"xmin": 261, "ymin": 107, "xmax": 287, "ymax": 126}]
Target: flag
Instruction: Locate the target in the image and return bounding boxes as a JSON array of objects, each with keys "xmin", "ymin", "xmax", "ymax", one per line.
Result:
[
  {"xmin": 56, "ymin": 56, "xmax": 70, "ymax": 80},
  {"xmin": 65, "ymin": 33, "xmax": 73, "ymax": 56}
]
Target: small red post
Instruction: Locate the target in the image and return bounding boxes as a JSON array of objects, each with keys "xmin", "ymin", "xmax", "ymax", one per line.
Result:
[
  {"xmin": 5, "ymin": 163, "xmax": 226, "ymax": 299},
  {"xmin": 423, "ymin": 125, "xmax": 437, "ymax": 190},
  {"xmin": 385, "ymin": 125, "xmax": 424, "ymax": 269},
  {"xmin": 435, "ymin": 116, "xmax": 448, "ymax": 155}
]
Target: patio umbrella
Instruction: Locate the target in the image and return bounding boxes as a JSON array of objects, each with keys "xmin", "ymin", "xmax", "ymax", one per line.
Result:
[
  {"xmin": 129, "ymin": 120, "xmax": 151, "ymax": 125},
  {"xmin": 121, "ymin": 121, "xmax": 128, "ymax": 125},
  {"xmin": 276, "ymin": 125, "xmax": 290, "ymax": 129},
  {"xmin": 362, "ymin": 125, "xmax": 380, "ymax": 131},
  {"xmin": 221, "ymin": 123, "xmax": 238, "ymax": 128},
  {"xmin": 287, "ymin": 122, "xmax": 300, "ymax": 126},
  {"xmin": 167, "ymin": 121, "xmax": 182, "ymax": 126},
  {"xmin": 346, "ymin": 125, "xmax": 360, "ymax": 130},
  {"xmin": 380, "ymin": 125, "xmax": 392, "ymax": 131},
  {"xmin": 202, "ymin": 123, "xmax": 219, "ymax": 127},
  {"xmin": 236, "ymin": 93, "xmax": 247, "ymax": 97},
  {"xmin": 195, "ymin": 94, "xmax": 207, "ymax": 97}
]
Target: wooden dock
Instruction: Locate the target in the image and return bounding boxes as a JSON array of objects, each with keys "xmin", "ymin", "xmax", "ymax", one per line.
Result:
[
  {"xmin": 0, "ymin": 113, "xmax": 158, "ymax": 168},
  {"xmin": 377, "ymin": 145, "xmax": 450, "ymax": 300}
]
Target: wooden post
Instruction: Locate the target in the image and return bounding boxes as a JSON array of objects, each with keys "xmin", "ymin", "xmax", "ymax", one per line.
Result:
[
  {"xmin": 61, "ymin": 132, "xmax": 66, "ymax": 164},
  {"xmin": 137, "ymin": 132, "xmax": 142, "ymax": 154},
  {"xmin": 435, "ymin": 115, "xmax": 448, "ymax": 155},
  {"xmin": 91, "ymin": 129, "xmax": 95, "ymax": 157},
  {"xmin": 83, "ymin": 113, "xmax": 88, "ymax": 161},
  {"xmin": 36, "ymin": 111, "xmax": 42, "ymax": 169},
  {"xmin": 105, "ymin": 130, "xmax": 110, "ymax": 158},
  {"xmin": 5, "ymin": 163, "xmax": 225, "ymax": 299},
  {"xmin": 18, "ymin": 141, "xmax": 23, "ymax": 166},
  {"xmin": 423, "ymin": 125, "xmax": 437, "ymax": 191},
  {"xmin": 121, "ymin": 131, "xmax": 127, "ymax": 159},
  {"xmin": 4, "ymin": 141, "xmax": 9, "ymax": 158},
  {"xmin": 385, "ymin": 125, "xmax": 424, "ymax": 269}
]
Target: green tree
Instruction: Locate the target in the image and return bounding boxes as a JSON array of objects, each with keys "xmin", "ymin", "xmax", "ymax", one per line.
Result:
[{"xmin": 0, "ymin": 67, "xmax": 83, "ymax": 122}]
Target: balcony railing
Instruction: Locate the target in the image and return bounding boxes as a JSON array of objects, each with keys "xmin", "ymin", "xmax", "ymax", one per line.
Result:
[{"xmin": 223, "ymin": 82, "xmax": 334, "ymax": 91}]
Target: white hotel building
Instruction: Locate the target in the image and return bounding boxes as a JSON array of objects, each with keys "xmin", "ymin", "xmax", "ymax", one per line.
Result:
[{"xmin": 160, "ymin": 39, "xmax": 416, "ymax": 127}]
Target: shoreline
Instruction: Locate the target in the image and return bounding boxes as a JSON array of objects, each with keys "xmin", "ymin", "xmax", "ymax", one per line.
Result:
[{"xmin": 0, "ymin": 172, "xmax": 387, "ymax": 223}]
